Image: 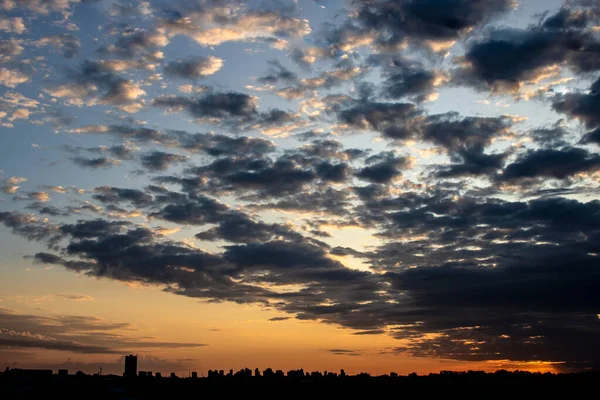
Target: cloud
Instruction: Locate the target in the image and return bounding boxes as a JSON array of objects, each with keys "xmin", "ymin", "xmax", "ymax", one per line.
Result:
[
  {"xmin": 325, "ymin": 0, "xmax": 514, "ymax": 52},
  {"xmin": 268, "ymin": 317, "xmax": 290, "ymax": 322},
  {"xmin": 581, "ymin": 128, "xmax": 600, "ymax": 146},
  {"xmin": 140, "ymin": 151, "xmax": 188, "ymax": 171},
  {"xmin": 157, "ymin": 3, "xmax": 311, "ymax": 47},
  {"xmin": 435, "ymin": 147, "xmax": 506, "ymax": 178},
  {"xmin": 35, "ymin": 34, "xmax": 80, "ymax": 57},
  {"xmin": 44, "ymin": 60, "xmax": 145, "ymax": 111},
  {"xmin": 152, "ymin": 92, "xmax": 258, "ymax": 122},
  {"xmin": 53, "ymin": 293, "xmax": 95, "ymax": 301},
  {"xmin": 370, "ymin": 56, "xmax": 446, "ymax": 102},
  {"xmin": 164, "ymin": 56, "xmax": 224, "ymax": 79},
  {"xmin": 0, "ymin": 39, "xmax": 23, "ymax": 62},
  {"xmin": 67, "ymin": 124, "xmax": 276, "ymax": 157},
  {"xmin": 498, "ymin": 147, "xmax": 600, "ymax": 182},
  {"xmin": 453, "ymin": 8, "xmax": 600, "ymax": 92},
  {"xmin": 553, "ymin": 77, "xmax": 600, "ymax": 129},
  {"xmin": 0, "ymin": 17, "xmax": 26, "ymax": 34},
  {"xmin": 356, "ymin": 152, "xmax": 411, "ymax": 183},
  {"xmin": 352, "ymin": 330, "xmax": 385, "ymax": 335},
  {"xmin": 0, "ymin": 308, "xmax": 206, "ymax": 355},
  {"xmin": 44, "ymin": 186, "xmax": 69, "ymax": 194},
  {"xmin": 92, "ymin": 187, "xmax": 153, "ymax": 208},
  {"xmin": 336, "ymin": 100, "xmax": 421, "ymax": 139},
  {"xmin": 2, "ymin": 176, "xmax": 27, "ymax": 194},
  {"xmin": 329, "ymin": 349, "xmax": 361, "ymax": 356},
  {"xmin": 1, "ymin": 0, "xmax": 79, "ymax": 15},
  {"xmin": 0, "ymin": 329, "xmax": 118, "ymax": 354},
  {"xmin": 98, "ymin": 29, "xmax": 168, "ymax": 58},
  {"xmin": 0, "ymin": 68, "xmax": 29, "ymax": 88},
  {"xmin": 28, "ymin": 192, "xmax": 50, "ymax": 203},
  {"xmin": 71, "ymin": 157, "xmax": 121, "ymax": 169}
]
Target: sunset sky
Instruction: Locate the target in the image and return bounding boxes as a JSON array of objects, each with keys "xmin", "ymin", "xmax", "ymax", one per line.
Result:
[{"xmin": 1, "ymin": 0, "xmax": 600, "ymax": 376}]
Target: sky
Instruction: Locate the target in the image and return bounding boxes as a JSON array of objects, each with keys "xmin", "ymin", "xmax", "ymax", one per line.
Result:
[{"xmin": 1, "ymin": 0, "xmax": 600, "ymax": 376}]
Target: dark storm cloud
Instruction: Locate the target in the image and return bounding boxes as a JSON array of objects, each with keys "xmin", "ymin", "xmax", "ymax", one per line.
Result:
[
  {"xmin": 337, "ymin": 100, "xmax": 421, "ymax": 139},
  {"xmin": 421, "ymin": 112, "xmax": 511, "ymax": 151},
  {"xmin": 499, "ymin": 147, "xmax": 600, "ymax": 182},
  {"xmin": 64, "ymin": 144, "xmax": 136, "ymax": 161},
  {"xmin": 382, "ymin": 67, "xmax": 438, "ymax": 102},
  {"xmin": 315, "ymin": 161, "xmax": 351, "ymax": 182},
  {"xmin": 368, "ymin": 56, "xmax": 443, "ymax": 102},
  {"xmin": 140, "ymin": 151, "xmax": 188, "ymax": 171},
  {"xmin": 149, "ymin": 195, "xmax": 229, "ymax": 225},
  {"xmin": 26, "ymin": 203, "xmax": 70, "ymax": 217},
  {"xmin": 222, "ymin": 240, "xmax": 378, "ymax": 293},
  {"xmin": 256, "ymin": 188, "xmax": 350, "ymax": 215},
  {"xmin": 92, "ymin": 186, "xmax": 153, "ymax": 207},
  {"xmin": 222, "ymin": 160, "xmax": 315, "ymax": 195},
  {"xmin": 176, "ymin": 154, "xmax": 322, "ymax": 197},
  {"xmin": 327, "ymin": 0, "xmax": 514, "ymax": 51},
  {"xmin": 4, "ymin": 183, "xmax": 600, "ymax": 367},
  {"xmin": 435, "ymin": 146, "xmax": 506, "ymax": 178},
  {"xmin": 71, "ymin": 156, "xmax": 121, "ymax": 169},
  {"xmin": 164, "ymin": 56, "xmax": 223, "ymax": 79},
  {"xmin": 386, "ymin": 254, "xmax": 600, "ymax": 364},
  {"xmin": 329, "ymin": 349, "xmax": 360, "ymax": 355},
  {"xmin": 60, "ymin": 220, "xmax": 130, "ymax": 239},
  {"xmin": 352, "ymin": 330, "xmax": 385, "ymax": 335},
  {"xmin": 581, "ymin": 128, "xmax": 600, "ymax": 145},
  {"xmin": 530, "ymin": 124, "xmax": 569, "ymax": 147},
  {"xmin": 173, "ymin": 132, "xmax": 275, "ymax": 156},
  {"xmin": 70, "ymin": 125, "xmax": 276, "ymax": 157},
  {"xmin": 268, "ymin": 317, "xmax": 290, "ymax": 322},
  {"xmin": 195, "ymin": 212, "xmax": 305, "ymax": 244},
  {"xmin": 98, "ymin": 29, "xmax": 166, "ymax": 58},
  {"xmin": 454, "ymin": 8, "xmax": 600, "ymax": 91},
  {"xmin": 335, "ymin": 98, "xmax": 512, "ymax": 150},
  {"xmin": 553, "ymin": 77, "xmax": 600, "ymax": 128},
  {"xmin": 168, "ymin": 139, "xmax": 359, "ymax": 200},
  {"xmin": 0, "ymin": 211, "xmax": 62, "ymax": 244},
  {"xmin": 152, "ymin": 92, "xmax": 258, "ymax": 120},
  {"xmin": 356, "ymin": 152, "xmax": 411, "ymax": 183},
  {"xmin": 11, "ymin": 212, "xmax": 367, "ymax": 308}
]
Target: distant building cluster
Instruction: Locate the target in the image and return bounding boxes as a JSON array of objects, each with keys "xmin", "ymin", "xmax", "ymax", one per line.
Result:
[{"xmin": 2, "ymin": 363, "xmax": 599, "ymax": 398}]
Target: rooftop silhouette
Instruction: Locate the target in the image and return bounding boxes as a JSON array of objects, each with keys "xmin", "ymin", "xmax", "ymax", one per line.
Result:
[{"xmin": 1, "ymin": 364, "xmax": 598, "ymax": 399}]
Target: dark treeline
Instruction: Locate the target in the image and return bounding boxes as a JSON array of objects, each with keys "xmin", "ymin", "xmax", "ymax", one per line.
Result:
[{"xmin": 1, "ymin": 367, "xmax": 598, "ymax": 398}]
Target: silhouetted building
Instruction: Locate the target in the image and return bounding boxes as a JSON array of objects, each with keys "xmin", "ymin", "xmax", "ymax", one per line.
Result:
[
  {"xmin": 191, "ymin": 372, "xmax": 198, "ymax": 379},
  {"xmin": 5, "ymin": 369, "xmax": 52, "ymax": 379},
  {"xmin": 58, "ymin": 369, "xmax": 68, "ymax": 377},
  {"xmin": 155, "ymin": 372, "xmax": 162, "ymax": 378},
  {"xmin": 124, "ymin": 355, "xmax": 137, "ymax": 378},
  {"xmin": 170, "ymin": 372, "xmax": 177, "ymax": 379}
]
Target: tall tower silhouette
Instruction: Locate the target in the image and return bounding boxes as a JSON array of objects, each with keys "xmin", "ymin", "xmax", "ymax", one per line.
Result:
[{"xmin": 124, "ymin": 355, "xmax": 137, "ymax": 378}]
